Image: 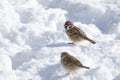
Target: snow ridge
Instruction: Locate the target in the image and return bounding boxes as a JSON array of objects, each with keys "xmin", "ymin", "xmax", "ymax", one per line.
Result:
[{"xmin": 0, "ymin": 0, "xmax": 120, "ymax": 80}]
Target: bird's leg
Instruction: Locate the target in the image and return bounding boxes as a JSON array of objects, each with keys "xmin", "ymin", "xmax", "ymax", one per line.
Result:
[
  {"xmin": 64, "ymin": 72, "xmax": 71, "ymax": 76},
  {"xmin": 68, "ymin": 42, "xmax": 74, "ymax": 45}
]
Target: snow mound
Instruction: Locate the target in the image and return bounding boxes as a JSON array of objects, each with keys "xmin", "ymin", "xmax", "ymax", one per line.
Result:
[
  {"xmin": 0, "ymin": 54, "xmax": 17, "ymax": 80},
  {"xmin": 0, "ymin": 0, "xmax": 120, "ymax": 80}
]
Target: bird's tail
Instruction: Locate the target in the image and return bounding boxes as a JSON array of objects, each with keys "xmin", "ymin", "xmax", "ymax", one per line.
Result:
[
  {"xmin": 85, "ymin": 37, "xmax": 96, "ymax": 44},
  {"xmin": 82, "ymin": 65, "xmax": 90, "ymax": 69}
]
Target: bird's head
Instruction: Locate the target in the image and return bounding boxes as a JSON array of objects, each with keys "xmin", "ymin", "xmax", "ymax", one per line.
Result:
[
  {"xmin": 61, "ymin": 52, "xmax": 69, "ymax": 58},
  {"xmin": 64, "ymin": 20, "xmax": 74, "ymax": 30}
]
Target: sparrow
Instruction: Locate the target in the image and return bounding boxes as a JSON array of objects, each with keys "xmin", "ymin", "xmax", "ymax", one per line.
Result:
[
  {"xmin": 61, "ymin": 52, "xmax": 90, "ymax": 72},
  {"xmin": 64, "ymin": 20, "xmax": 96, "ymax": 44}
]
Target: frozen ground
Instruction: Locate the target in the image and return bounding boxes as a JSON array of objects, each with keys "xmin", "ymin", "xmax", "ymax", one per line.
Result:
[{"xmin": 0, "ymin": 0, "xmax": 120, "ymax": 80}]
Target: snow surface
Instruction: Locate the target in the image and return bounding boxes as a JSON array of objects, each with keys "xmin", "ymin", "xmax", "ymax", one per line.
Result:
[{"xmin": 0, "ymin": 0, "xmax": 120, "ymax": 80}]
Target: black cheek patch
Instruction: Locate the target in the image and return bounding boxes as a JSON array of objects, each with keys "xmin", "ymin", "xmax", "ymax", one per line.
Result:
[{"xmin": 64, "ymin": 25, "xmax": 67, "ymax": 29}]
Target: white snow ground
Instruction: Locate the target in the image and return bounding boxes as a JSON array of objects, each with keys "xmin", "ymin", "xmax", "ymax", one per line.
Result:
[{"xmin": 0, "ymin": 0, "xmax": 120, "ymax": 80}]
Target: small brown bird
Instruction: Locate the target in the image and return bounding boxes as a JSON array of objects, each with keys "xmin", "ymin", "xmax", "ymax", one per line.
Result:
[
  {"xmin": 61, "ymin": 52, "xmax": 90, "ymax": 72},
  {"xmin": 64, "ymin": 20, "xmax": 96, "ymax": 44}
]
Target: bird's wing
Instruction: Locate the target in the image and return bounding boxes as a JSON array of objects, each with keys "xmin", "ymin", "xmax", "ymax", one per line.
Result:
[
  {"xmin": 74, "ymin": 58, "xmax": 83, "ymax": 66},
  {"xmin": 67, "ymin": 26, "xmax": 86, "ymax": 38},
  {"xmin": 73, "ymin": 26, "xmax": 86, "ymax": 37},
  {"xmin": 68, "ymin": 55, "xmax": 83, "ymax": 66}
]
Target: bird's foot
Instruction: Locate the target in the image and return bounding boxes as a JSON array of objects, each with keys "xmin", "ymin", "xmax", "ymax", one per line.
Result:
[
  {"xmin": 64, "ymin": 72, "xmax": 70, "ymax": 76},
  {"xmin": 68, "ymin": 42, "xmax": 74, "ymax": 45}
]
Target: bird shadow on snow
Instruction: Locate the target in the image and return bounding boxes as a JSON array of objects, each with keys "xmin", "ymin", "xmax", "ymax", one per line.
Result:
[
  {"xmin": 47, "ymin": 42, "xmax": 74, "ymax": 47},
  {"xmin": 38, "ymin": 63, "xmax": 68, "ymax": 80}
]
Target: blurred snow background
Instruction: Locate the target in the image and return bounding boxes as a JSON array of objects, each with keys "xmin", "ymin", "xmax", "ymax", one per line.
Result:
[{"xmin": 0, "ymin": 0, "xmax": 120, "ymax": 80}]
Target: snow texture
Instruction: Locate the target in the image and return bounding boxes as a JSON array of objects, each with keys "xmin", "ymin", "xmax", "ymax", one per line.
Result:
[{"xmin": 0, "ymin": 0, "xmax": 120, "ymax": 80}]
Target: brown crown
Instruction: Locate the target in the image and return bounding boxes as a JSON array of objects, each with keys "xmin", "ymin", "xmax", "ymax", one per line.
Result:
[
  {"xmin": 64, "ymin": 20, "xmax": 74, "ymax": 29},
  {"xmin": 61, "ymin": 52, "xmax": 68, "ymax": 58}
]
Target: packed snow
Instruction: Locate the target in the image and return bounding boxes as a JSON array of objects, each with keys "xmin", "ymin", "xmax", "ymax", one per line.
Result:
[{"xmin": 0, "ymin": 0, "xmax": 120, "ymax": 80}]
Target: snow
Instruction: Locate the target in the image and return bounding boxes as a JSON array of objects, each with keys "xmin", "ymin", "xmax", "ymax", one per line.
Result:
[
  {"xmin": 0, "ymin": 0, "xmax": 120, "ymax": 80},
  {"xmin": 0, "ymin": 54, "xmax": 18, "ymax": 80}
]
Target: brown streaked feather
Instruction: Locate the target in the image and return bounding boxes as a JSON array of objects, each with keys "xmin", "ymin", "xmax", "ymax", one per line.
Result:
[
  {"xmin": 65, "ymin": 55, "xmax": 90, "ymax": 69},
  {"xmin": 66, "ymin": 26, "xmax": 96, "ymax": 44},
  {"xmin": 84, "ymin": 36, "xmax": 96, "ymax": 44},
  {"xmin": 66, "ymin": 26, "xmax": 87, "ymax": 41},
  {"xmin": 74, "ymin": 26, "xmax": 86, "ymax": 36},
  {"xmin": 64, "ymin": 53, "xmax": 83, "ymax": 67},
  {"xmin": 61, "ymin": 52, "xmax": 90, "ymax": 71},
  {"xmin": 81, "ymin": 65, "xmax": 90, "ymax": 69},
  {"xmin": 67, "ymin": 26, "xmax": 86, "ymax": 37}
]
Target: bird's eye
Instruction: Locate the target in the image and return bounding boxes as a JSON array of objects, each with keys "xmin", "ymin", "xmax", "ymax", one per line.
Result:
[{"xmin": 69, "ymin": 26, "xmax": 72, "ymax": 29}]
